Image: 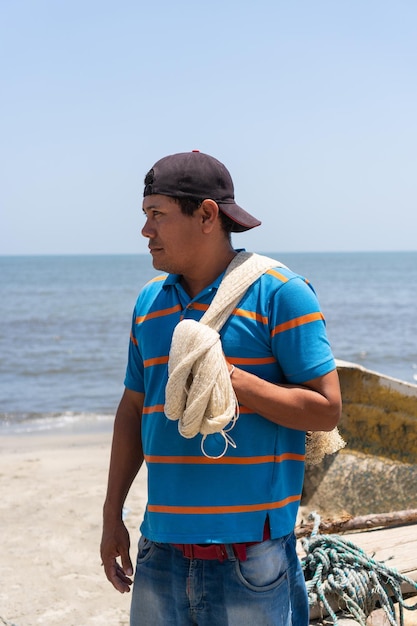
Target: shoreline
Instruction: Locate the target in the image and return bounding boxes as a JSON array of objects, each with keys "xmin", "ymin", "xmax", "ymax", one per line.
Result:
[
  {"xmin": 0, "ymin": 414, "xmax": 117, "ymax": 440},
  {"xmin": 1, "ymin": 429, "xmax": 148, "ymax": 626}
]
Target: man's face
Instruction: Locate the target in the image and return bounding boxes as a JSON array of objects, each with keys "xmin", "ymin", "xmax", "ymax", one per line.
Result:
[{"xmin": 141, "ymin": 195, "xmax": 202, "ymax": 274}]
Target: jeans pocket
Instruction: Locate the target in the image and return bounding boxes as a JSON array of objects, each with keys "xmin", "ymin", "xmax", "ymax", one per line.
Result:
[
  {"xmin": 235, "ymin": 537, "xmax": 289, "ymax": 591},
  {"xmin": 136, "ymin": 535, "xmax": 156, "ymax": 565}
]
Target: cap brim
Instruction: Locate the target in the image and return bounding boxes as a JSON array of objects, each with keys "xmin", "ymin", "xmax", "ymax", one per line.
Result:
[{"xmin": 218, "ymin": 201, "xmax": 262, "ymax": 232}]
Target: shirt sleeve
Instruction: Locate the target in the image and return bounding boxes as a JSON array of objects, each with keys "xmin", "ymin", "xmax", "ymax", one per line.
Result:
[
  {"xmin": 270, "ymin": 276, "xmax": 336, "ymax": 384},
  {"xmin": 124, "ymin": 306, "xmax": 145, "ymax": 393}
]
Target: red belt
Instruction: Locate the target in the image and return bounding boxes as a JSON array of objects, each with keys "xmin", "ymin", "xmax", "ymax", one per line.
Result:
[{"xmin": 172, "ymin": 521, "xmax": 270, "ymax": 562}]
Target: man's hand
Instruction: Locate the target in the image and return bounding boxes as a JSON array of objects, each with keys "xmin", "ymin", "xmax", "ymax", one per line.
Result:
[{"xmin": 100, "ymin": 519, "xmax": 133, "ymax": 593}]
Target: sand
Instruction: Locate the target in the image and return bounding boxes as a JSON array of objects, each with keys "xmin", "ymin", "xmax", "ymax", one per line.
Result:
[
  {"xmin": 5, "ymin": 427, "xmax": 414, "ymax": 626},
  {"xmin": 0, "ymin": 426, "xmax": 147, "ymax": 626}
]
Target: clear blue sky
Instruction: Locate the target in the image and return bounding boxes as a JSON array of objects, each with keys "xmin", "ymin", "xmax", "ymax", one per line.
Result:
[{"xmin": 1, "ymin": 0, "xmax": 416, "ymax": 255}]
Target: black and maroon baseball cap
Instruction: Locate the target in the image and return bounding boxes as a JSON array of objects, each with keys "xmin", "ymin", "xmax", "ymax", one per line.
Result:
[{"xmin": 143, "ymin": 150, "xmax": 261, "ymax": 232}]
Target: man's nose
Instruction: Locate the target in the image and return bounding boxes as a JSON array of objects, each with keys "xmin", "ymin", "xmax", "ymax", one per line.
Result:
[{"xmin": 141, "ymin": 218, "xmax": 154, "ymax": 239}]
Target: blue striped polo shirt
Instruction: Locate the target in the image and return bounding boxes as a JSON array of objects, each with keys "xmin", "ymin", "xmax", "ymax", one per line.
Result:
[{"xmin": 124, "ymin": 262, "xmax": 336, "ymax": 544}]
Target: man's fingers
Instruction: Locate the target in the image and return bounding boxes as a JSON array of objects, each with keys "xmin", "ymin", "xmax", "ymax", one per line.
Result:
[
  {"xmin": 120, "ymin": 551, "xmax": 133, "ymax": 577},
  {"xmin": 104, "ymin": 559, "xmax": 133, "ymax": 594},
  {"xmin": 100, "ymin": 520, "xmax": 133, "ymax": 592}
]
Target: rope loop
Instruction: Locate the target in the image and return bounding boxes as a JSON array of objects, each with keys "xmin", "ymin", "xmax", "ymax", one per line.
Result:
[{"xmin": 200, "ymin": 428, "xmax": 238, "ymax": 459}]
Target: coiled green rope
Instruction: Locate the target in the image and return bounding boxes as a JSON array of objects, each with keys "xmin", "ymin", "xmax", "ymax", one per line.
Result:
[{"xmin": 301, "ymin": 513, "xmax": 417, "ymax": 625}]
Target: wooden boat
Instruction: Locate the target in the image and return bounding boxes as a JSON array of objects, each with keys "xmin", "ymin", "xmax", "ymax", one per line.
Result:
[
  {"xmin": 300, "ymin": 361, "xmax": 417, "ymax": 624},
  {"xmin": 302, "ymin": 359, "xmax": 417, "ymax": 517}
]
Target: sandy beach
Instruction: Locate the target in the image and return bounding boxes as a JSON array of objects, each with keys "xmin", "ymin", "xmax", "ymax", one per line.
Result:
[
  {"xmin": 0, "ymin": 426, "xmax": 147, "ymax": 626},
  {"xmin": 4, "ymin": 426, "xmax": 416, "ymax": 626}
]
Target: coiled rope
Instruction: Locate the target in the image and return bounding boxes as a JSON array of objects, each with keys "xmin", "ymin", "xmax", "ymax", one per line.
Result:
[
  {"xmin": 164, "ymin": 252, "xmax": 281, "ymax": 457},
  {"xmin": 302, "ymin": 512, "xmax": 417, "ymax": 625},
  {"xmin": 164, "ymin": 251, "xmax": 345, "ymax": 461}
]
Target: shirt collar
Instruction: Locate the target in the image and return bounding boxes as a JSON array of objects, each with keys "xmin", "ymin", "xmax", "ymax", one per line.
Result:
[{"xmin": 162, "ymin": 271, "xmax": 224, "ymax": 296}]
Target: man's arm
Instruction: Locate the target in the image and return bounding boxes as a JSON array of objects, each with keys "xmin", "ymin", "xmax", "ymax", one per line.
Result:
[
  {"xmin": 100, "ymin": 387, "xmax": 144, "ymax": 593},
  {"xmin": 229, "ymin": 367, "xmax": 341, "ymax": 432}
]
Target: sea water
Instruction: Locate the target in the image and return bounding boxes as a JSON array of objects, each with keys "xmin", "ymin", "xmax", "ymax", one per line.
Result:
[{"xmin": 1, "ymin": 251, "xmax": 416, "ymax": 433}]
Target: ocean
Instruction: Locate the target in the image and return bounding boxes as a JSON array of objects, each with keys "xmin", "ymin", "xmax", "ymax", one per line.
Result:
[{"xmin": 1, "ymin": 251, "xmax": 416, "ymax": 434}]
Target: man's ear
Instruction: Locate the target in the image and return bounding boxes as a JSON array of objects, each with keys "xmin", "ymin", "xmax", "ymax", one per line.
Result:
[{"xmin": 199, "ymin": 199, "xmax": 219, "ymax": 232}]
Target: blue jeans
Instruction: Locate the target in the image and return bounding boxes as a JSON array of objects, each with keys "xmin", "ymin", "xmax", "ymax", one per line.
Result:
[{"xmin": 130, "ymin": 532, "xmax": 308, "ymax": 626}]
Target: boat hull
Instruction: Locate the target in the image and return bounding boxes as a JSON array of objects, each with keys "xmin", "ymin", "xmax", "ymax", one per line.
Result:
[{"xmin": 302, "ymin": 360, "xmax": 417, "ymax": 516}]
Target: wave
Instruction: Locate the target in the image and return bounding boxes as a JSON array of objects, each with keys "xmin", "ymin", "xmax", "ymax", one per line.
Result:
[{"xmin": 0, "ymin": 410, "xmax": 115, "ymax": 435}]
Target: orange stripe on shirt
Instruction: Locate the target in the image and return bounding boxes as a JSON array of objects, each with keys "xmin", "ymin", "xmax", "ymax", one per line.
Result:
[
  {"xmin": 130, "ymin": 331, "xmax": 138, "ymax": 346},
  {"xmin": 147, "ymin": 494, "xmax": 301, "ymax": 515},
  {"xmin": 143, "ymin": 356, "xmax": 169, "ymax": 367},
  {"xmin": 179, "ymin": 302, "xmax": 210, "ymax": 321},
  {"xmin": 142, "ymin": 404, "xmax": 165, "ymax": 414},
  {"xmin": 136, "ymin": 304, "xmax": 182, "ymax": 324},
  {"xmin": 271, "ymin": 312, "xmax": 324, "ymax": 337},
  {"xmin": 190, "ymin": 302, "xmax": 210, "ymax": 312},
  {"xmin": 144, "ymin": 453, "xmax": 305, "ymax": 465},
  {"xmin": 233, "ymin": 308, "xmax": 268, "ymax": 324},
  {"xmin": 229, "ymin": 356, "xmax": 276, "ymax": 366},
  {"xmin": 265, "ymin": 268, "xmax": 290, "ymax": 283}
]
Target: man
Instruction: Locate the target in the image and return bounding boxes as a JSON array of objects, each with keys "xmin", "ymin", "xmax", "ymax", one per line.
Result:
[{"xmin": 100, "ymin": 150, "xmax": 342, "ymax": 625}]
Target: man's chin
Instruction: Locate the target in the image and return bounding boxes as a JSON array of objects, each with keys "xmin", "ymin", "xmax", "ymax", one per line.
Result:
[
  {"xmin": 151, "ymin": 256, "xmax": 168, "ymax": 273},
  {"xmin": 150, "ymin": 249, "xmax": 163, "ymax": 269}
]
